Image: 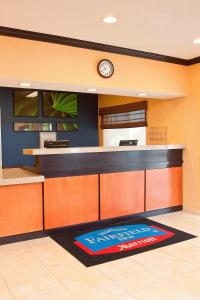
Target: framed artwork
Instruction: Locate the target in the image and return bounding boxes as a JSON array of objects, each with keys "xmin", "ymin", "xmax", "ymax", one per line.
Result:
[
  {"xmin": 13, "ymin": 89, "xmax": 39, "ymax": 117},
  {"xmin": 56, "ymin": 122, "xmax": 79, "ymax": 132},
  {"xmin": 14, "ymin": 122, "xmax": 53, "ymax": 132},
  {"xmin": 43, "ymin": 91, "xmax": 78, "ymax": 117}
]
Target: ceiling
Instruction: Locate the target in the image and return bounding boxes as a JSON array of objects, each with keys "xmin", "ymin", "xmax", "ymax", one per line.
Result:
[{"xmin": 0, "ymin": 0, "xmax": 200, "ymax": 60}]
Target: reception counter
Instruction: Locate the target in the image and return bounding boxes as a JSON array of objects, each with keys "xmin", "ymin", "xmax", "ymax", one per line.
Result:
[
  {"xmin": 0, "ymin": 167, "xmax": 44, "ymax": 186},
  {"xmin": 0, "ymin": 168, "xmax": 44, "ymax": 238},
  {"xmin": 22, "ymin": 145, "xmax": 184, "ymax": 231},
  {"xmin": 23, "ymin": 144, "xmax": 183, "ymax": 177},
  {"xmin": 0, "ymin": 145, "xmax": 184, "ymax": 239}
]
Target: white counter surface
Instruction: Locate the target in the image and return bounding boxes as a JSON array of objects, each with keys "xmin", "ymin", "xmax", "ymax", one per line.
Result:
[
  {"xmin": 0, "ymin": 168, "xmax": 44, "ymax": 186},
  {"xmin": 23, "ymin": 144, "xmax": 185, "ymax": 156}
]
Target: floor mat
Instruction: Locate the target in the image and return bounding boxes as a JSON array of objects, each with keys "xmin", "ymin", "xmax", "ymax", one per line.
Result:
[{"xmin": 48, "ymin": 217, "xmax": 196, "ymax": 267}]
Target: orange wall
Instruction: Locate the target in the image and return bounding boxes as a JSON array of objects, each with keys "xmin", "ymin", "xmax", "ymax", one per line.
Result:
[
  {"xmin": 98, "ymin": 95, "xmax": 186, "ymax": 145},
  {"xmin": 148, "ymin": 65, "xmax": 200, "ymax": 213},
  {"xmin": 99, "ymin": 64, "xmax": 200, "ymax": 212},
  {"xmin": 0, "ymin": 35, "xmax": 200, "ymax": 213},
  {"xmin": 0, "ymin": 36, "xmax": 188, "ymax": 97}
]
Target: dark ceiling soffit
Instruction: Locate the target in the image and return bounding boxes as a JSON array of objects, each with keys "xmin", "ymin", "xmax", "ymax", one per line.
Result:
[{"xmin": 0, "ymin": 26, "xmax": 199, "ymax": 66}]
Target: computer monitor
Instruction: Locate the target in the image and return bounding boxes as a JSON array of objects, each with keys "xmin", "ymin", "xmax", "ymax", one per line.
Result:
[{"xmin": 119, "ymin": 139, "xmax": 138, "ymax": 146}]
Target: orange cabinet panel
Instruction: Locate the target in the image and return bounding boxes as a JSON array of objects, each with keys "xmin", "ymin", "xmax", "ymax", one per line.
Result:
[
  {"xmin": 100, "ymin": 171, "xmax": 145, "ymax": 220},
  {"xmin": 146, "ymin": 167, "xmax": 182, "ymax": 211},
  {"xmin": 44, "ymin": 175, "xmax": 99, "ymax": 229},
  {"xmin": 0, "ymin": 183, "xmax": 43, "ymax": 237}
]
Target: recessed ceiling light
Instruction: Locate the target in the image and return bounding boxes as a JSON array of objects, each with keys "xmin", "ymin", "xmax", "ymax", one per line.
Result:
[
  {"xmin": 26, "ymin": 91, "xmax": 38, "ymax": 98},
  {"xmin": 138, "ymin": 92, "xmax": 147, "ymax": 97},
  {"xmin": 102, "ymin": 16, "xmax": 117, "ymax": 24},
  {"xmin": 86, "ymin": 88, "xmax": 97, "ymax": 92},
  {"xmin": 193, "ymin": 38, "xmax": 200, "ymax": 44},
  {"xmin": 19, "ymin": 82, "xmax": 31, "ymax": 87}
]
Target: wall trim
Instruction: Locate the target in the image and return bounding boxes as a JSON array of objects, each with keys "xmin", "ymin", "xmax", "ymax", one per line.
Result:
[
  {"xmin": 0, "ymin": 26, "xmax": 199, "ymax": 66},
  {"xmin": 187, "ymin": 56, "xmax": 200, "ymax": 66}
]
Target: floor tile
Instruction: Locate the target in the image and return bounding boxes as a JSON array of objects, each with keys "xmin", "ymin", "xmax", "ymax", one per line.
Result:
[
  {"xmin": 130, "ymin": 249, "xmax": 197, "ymax": 278},
  {"xmin": 0, "ymin": 252, "xmax": 44, "ymax": 277},
  {"xmin": 174, "ymin": 273, "xmax": 200, "ymax": 297},
  {"xmin": 161, "ymin": 242, "xmax": 200, "ymax": 267},
  {"xmin": 133, "ymin": 278, "xmax": 200, "ymax": 300},
  {"xmin": 48, "ymin": 260, "xmax": 89, "ymax": 285},
  {"xmin": 27, "ymin": 238, "xmax": 77, "ymax": 267},
  {"xmin": 0, "ymin": 275, "xmax": 14, "ymax": 300},
  {"xmin": 61, "ymin": 268, "xmax": 137, "ymax": 300},
  {"xmin": 99, "ymin": 259, "xmax": 159, "ymax": 293},
  {"xmin": 0, "ymin": 211, "xmax": 200, "ymax": 299},
  {"xmin": 0, "ymin": 242, "xmax": 29, "ymax": 261},
  {"xmin": 2, "ymin": 266, "xmax": 62, "ymax": 298},
  {"xmin": 14, "ymin": 286, "xmax": 75, "ymax": 300}
]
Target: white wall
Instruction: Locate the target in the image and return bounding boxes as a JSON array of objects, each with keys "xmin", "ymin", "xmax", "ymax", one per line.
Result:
[{"xmin": 103, "ymin": 127, "xmax": 146, "ymax": 147}]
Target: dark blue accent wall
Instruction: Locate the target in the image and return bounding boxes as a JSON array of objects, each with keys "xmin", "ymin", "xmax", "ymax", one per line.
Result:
[{"xmin": 0, "ymin": 88, "xmax": 98, "ymax": 167}]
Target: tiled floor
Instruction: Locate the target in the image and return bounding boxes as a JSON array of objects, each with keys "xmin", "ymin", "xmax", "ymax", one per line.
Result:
[{"xmin": 1, "ymin": 211, "xmax": 200, "ymax": 299}]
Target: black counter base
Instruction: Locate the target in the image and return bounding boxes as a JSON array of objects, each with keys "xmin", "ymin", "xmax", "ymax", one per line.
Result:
[{"xmin": 23, "ymin": 149, "xmax": 183, "ymax": 178}]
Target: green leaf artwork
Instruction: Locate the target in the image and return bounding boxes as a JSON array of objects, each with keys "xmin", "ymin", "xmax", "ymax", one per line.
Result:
[
  {"xmin": 43, "ymin": 92, "xmax": 78, "ymax": 117},
  {"xmin": 57, "ymin": 123, "xmax": 79, "ymax": 132},
  {"xmin": 14, "ymin": 90, "xmax": 39, "ymax": 117}
]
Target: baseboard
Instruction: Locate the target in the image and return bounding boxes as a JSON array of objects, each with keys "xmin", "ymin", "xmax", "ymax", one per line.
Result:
[
  {"xmin": 0, "ymin": 231, "xmax": 47, "ymax": 245},
  {"xmin": 140, "ymin": 206, "xmax": 183, "ymax": 218}
]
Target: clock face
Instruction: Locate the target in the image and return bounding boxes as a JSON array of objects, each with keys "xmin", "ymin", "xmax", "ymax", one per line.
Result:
[{"xmin": 98, "ymin": 59, "xmax": 114, "ymax": 78}]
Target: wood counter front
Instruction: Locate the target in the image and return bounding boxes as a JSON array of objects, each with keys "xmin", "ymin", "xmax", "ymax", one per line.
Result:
[
  {"xmin": 146, "ymin": 167, "xmax": 182, "ymax": 211},
  {"xmin": 100, "ymin": 171, "xmax": 145, "ymax": 219},
  {"xmin": 0, "ymin": 183, "xmax": 43, "ymax": 237},
  {"xmin": 44, "ymin": 175, "xmax": 99, "ymax": 229}
]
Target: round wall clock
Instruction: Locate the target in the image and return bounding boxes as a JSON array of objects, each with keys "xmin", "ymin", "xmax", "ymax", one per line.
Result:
[{"xmin": 97, "ymin": 59, "xmax": 114, "ymax": 78}]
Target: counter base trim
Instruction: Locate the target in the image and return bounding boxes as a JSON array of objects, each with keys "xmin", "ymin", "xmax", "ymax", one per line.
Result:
[{"xmin": 0, "ymin": 230, "xmax": 47, "ymax": 245}]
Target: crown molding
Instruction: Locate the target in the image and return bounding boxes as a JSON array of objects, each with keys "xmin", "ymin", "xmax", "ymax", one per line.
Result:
[
  {"xmin": 0, "ymin": 26, "xmax": 199, "ymax": 66},
  {"xmin": 187, "ymin": 56, "xmax": 200, "ymax": 65}
]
